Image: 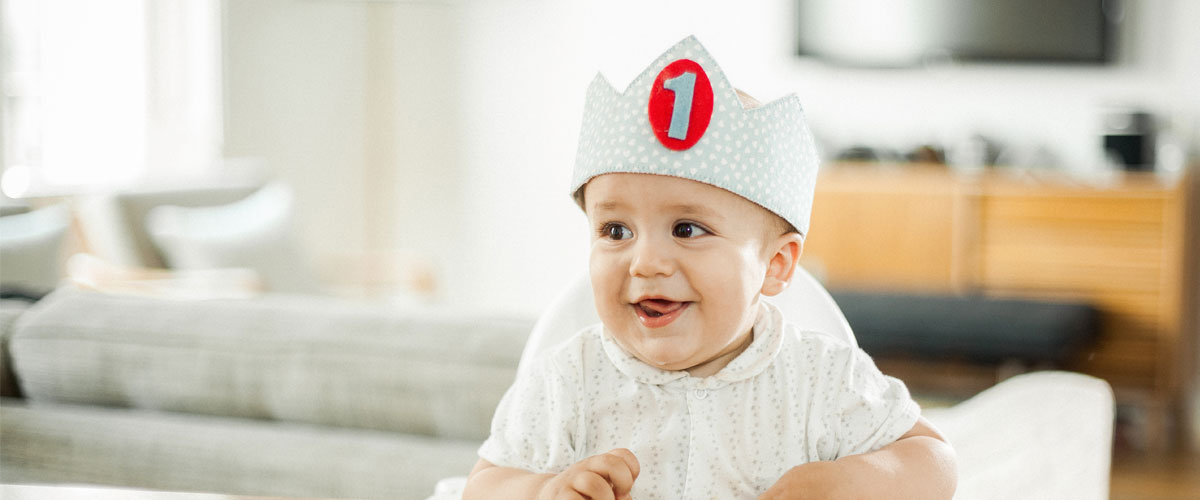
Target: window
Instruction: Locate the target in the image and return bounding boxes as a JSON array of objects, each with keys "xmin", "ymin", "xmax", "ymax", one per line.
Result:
[{"xmin": 1, "ymin": 0, "xmax": 222, "ymax": 198}]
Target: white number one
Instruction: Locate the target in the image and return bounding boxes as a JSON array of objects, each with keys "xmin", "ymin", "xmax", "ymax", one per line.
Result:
[{"xmin": 663, "ymin": 72, "xmax": 697, "ymax": 140}]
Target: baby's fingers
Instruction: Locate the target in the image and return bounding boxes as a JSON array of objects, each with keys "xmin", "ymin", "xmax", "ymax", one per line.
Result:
[
  {"xmin": 567, "ymin": 471, "xmax": 615, "ymax": 500},
  {"xmin": 598, "ymin": 448, "xmax": 640, "ymax": 498},
  {"xmin": 606, "ymin": 448, "xmax": 640, "ymax": 481}
]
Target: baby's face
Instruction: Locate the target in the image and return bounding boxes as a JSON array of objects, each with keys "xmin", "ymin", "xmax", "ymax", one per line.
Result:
[{"xmin": 584, "ymin": 173, "xmax": 780, "ymax": 377}]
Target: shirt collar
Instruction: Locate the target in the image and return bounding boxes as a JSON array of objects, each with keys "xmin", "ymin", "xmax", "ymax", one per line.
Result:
[{"xmin": 599, "ymin": 301, "xmax": 786, "ymax": 387}]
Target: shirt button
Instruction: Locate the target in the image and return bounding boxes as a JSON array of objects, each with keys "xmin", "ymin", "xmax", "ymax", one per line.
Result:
[{"xmin": 692, "ymin": 389, "xmax": 708, "ymax": 399}]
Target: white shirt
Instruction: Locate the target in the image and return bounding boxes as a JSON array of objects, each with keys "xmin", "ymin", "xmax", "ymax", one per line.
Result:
[{"xmin": 478, "ymin": 302, "xmax": 920, "ymax": 499}]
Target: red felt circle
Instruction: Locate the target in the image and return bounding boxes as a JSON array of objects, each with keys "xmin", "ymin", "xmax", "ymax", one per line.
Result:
[{"xmin": 647, "ymin": 59, "xmax": 713, "ymax": 151}]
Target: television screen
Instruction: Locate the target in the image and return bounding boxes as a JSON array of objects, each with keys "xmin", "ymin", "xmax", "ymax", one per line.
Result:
[{"xmin": 796, "ymin": 0, "xmax": 1119, "ymax": 66}]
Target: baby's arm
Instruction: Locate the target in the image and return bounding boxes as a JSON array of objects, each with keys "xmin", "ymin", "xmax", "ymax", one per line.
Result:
[
  {"xmin": 757, "ymin": 417, "xmax": 957, "ymax": 500},
  {"xmin": 464, "ymin": 448, "xmax": 640, "ymax": 500}
]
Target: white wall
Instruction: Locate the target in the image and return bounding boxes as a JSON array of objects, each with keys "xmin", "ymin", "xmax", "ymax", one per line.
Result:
[
  {"xmin": 370, "ymin": 3, "xmax": 462, "ymax": 266},
  {"xmin": 222, "ymin": 0, "xmax": 466, "ymax": 295},
  {"xmin": 222, "ymin": 0, "xmax": 1200, "ymax": 315},
  {"xmin": 444, "ymin": 1, "xmax": 593, "ymax": 314},
  {"xmin": 222, "ymin": 0, "xmax": 370, "ymax": 267},
  {"xmin": 444, "ymin": 0, "xmax": 1200, "ymax": 314}
]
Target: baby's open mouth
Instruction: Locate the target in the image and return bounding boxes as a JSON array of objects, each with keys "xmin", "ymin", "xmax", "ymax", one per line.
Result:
[{"xmin": 637, "ymin": 298, "xmax": 686, "ymax": 318}]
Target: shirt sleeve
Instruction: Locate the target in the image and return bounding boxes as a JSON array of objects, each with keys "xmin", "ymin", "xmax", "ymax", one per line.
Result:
[
  {"xmin": 821, "ymin": 344, "xmax": 922, "ymax": 459},
  {"xmin": 477, "ymin": 353, "xmax": 580, "ymax": 473}
]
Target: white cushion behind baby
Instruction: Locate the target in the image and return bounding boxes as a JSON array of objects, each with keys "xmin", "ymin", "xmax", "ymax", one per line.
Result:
[
  {"xmin": 517, "ymin": 266, "xmax": 854, "ymax": 375},
  {"xmin": 145, "ymin": 183, "xmax": 320, "ymax": 294},
  {"xmin": 923, "ymin": 371, "xmax": 1114, "ymax": 500},
  {"xmin": 0, "ymin": 204, "xmax": 71, "ymax": 292}
]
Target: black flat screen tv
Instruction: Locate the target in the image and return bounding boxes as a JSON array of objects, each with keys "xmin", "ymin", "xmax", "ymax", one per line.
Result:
[{"xmin": 796, "ymin": 0, "xmax": 1120, "ymax": 67}]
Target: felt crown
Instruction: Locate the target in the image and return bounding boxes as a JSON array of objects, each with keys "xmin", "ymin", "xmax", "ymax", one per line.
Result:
[{"xmin": 571, "ymin": 36, "xmax": 820, "ymax": 236}]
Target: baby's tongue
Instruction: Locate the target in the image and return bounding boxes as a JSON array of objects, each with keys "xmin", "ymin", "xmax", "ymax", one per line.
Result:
[{"xmin": 640, "ymin": 299, "xmax": 684, "ymax": 315}]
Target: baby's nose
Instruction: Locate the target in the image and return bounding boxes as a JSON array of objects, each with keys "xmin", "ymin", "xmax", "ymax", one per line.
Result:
[{"xmin": 628, "ymin": 237, "xmax": 676, "ymax": 277}]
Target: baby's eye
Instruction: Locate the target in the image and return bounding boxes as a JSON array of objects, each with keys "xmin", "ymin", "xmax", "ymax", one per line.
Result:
[
  {"xmin": 672, "ymin": 222, "xmax": 709, "ymax": 238},
  {"xmin": 603, "ymin": 223, "xmax": 634, "ymax": 241}
]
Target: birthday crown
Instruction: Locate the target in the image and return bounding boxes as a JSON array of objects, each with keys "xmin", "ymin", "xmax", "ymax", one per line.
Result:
[{"xmin": 571, "ymin": 36, "xmax": 820, "ymax": 236}]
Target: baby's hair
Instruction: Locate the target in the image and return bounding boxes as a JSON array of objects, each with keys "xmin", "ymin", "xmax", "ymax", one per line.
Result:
[{"xmin": 735, "ymin": 89, "xmax": 763, "ymax": 109}]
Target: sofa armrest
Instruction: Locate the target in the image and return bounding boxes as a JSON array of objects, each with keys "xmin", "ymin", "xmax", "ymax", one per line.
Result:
[
  {"xmin": 10, "ymin": 288, "xmax": 532, "ymax": 441},
  {"xmin": 0, "ymin": 299, "xmax": 32, "ymax": 397}
]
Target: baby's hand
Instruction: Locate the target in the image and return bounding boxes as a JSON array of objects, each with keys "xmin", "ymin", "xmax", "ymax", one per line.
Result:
[{"xmin": 538, "ymin": 448, "xmax": 640, "ymax": 500}]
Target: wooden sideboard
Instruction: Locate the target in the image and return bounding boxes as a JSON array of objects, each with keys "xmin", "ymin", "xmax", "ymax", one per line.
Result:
[{"xmin": 802, "ymin": 163, "xmax": 1198, "ymax": 449}]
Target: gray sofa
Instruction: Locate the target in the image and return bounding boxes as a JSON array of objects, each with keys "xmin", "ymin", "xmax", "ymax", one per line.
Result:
[{"xmin": 0, "ymin": 288, "xmax": 533, "ymax": 499}]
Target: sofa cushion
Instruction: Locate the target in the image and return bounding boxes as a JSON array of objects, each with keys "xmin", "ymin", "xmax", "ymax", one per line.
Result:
[{"xmin": 10, "ymin": 288, "xmax": 532, "ymax": 441}]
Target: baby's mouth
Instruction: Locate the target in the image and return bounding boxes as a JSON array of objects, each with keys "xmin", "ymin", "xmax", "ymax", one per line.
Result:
[
  {"xmin": 638, "ymin": 299, "xmax": 684, "ymax": 317},
  {"xmin": 634, "ymin": 298, "xmax": 689, "ymax": 327}
]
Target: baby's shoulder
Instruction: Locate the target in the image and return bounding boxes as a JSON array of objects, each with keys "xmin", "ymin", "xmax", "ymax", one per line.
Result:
[
  {"xmin": 525, "ymin": 323, "xmax": 607, "ymax": 379},
  {"xmin": 774, "ymin": 322, "xmax": 864, "ymax": 369}
]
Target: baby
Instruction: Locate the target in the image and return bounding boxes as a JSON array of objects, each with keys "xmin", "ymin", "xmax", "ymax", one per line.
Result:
[{"xmin": 464, "ymin": 36, "xmax": 956, "ymax": 500}]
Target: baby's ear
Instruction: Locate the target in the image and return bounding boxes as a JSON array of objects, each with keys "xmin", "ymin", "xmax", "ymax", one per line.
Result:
[{"xmin": 761, "ymin": 233, "xmax": 804, "ymax": 297}]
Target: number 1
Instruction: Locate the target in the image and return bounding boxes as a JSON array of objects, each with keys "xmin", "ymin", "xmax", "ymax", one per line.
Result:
[{"xmin": 663, "ymin": 72, "xmax": 697, "ymax": 140}]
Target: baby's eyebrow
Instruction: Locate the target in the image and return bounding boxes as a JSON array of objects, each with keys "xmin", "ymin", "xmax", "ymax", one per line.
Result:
[
  {"xmin": 591, "ymin": 200, "xmax": 625, "ymax": 213},
  {"xmin": 589, "ymin": 200, "xmax": 724, "ymax": 221},
  {"xmin": 669, "ymin": 204, "xmax": 724, "ymax": 220}
]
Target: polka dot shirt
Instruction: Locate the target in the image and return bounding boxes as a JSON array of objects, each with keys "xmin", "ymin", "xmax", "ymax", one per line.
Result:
[{"xmin": 478, "ymin": 301, "xmax": 921, "ymax": 499}]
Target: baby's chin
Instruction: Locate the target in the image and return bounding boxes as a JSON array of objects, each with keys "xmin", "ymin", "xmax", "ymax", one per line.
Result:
[{"xmin": 625, "ymin": 341, "xmax": 704, "ymax": 372}]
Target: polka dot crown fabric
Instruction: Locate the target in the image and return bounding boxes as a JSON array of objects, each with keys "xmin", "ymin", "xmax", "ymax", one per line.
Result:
[{"xmin": 571, "ymin": 35, "xmax": 820, "ymax": 236}]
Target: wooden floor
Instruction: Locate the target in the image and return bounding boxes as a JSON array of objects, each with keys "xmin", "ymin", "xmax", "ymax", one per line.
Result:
[{"xmin": 1110, "ymin": 448, "xmax": 1200, "ymax": 500}]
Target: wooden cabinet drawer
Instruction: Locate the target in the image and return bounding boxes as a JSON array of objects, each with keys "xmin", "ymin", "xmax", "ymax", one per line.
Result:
[
  {"xmin": 982, "ymin": 194, "xmax": 1167, "ymax": 224},
  {"xmin": 979, "ymin": 195, "xmax": 1168, "ymax": 294},
  {"xmin": 981, "ymin": 244, "xmax": 1162, "ymax": 292},
  {"xmin": 807, "ymin": 171, "xmax": 961, "ymax": 292}
]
